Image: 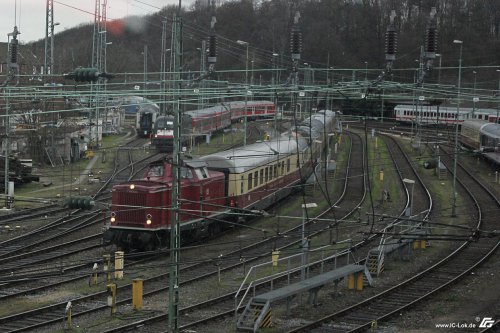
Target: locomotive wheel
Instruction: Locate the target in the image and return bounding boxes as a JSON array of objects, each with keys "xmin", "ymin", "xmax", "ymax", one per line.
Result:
[{"xmin": 208, "ymin": 222, "xmax": 221, "ymax": 238}]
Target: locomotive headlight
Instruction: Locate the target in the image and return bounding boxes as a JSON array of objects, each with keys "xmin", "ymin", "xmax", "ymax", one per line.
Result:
[
  {"xmin": 146, "ymin": 214, "xmax": 152, "ymax": 225},
  {"xmin": 110, "ymin": 212, "xmax": 116, "ymax": 223},
  {"xmin": 130, "ymin": 184, "xmax": 135, "ymax": 190}
]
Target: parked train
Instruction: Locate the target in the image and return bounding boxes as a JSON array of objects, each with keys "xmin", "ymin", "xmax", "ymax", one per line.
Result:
[
  {"xmin": 151, "ymin": 100, "xmax": 275, "ymax": 151},
  {"xmin": 104, "ymin": 109, "xmax": 338, "ymax": 250},
  {"xmin": 0, "ymin": 156, "xmax": 39, "ymax": 190},
  {"xmin": 460, "ymin": 120, "xmax": 500, "ymax": 165},
  {"xmin": 394, "ymin": 105, "xmax": 499, "ymax": 125},
  {"xmin": 135, "ymin": 104, "xmax": 160, "ymax": 138}
]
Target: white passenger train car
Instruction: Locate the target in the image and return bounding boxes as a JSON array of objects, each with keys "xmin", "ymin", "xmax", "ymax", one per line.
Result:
[{"xmin": 394, "ymin": 105, "xmax": 499, "ymax": 125}]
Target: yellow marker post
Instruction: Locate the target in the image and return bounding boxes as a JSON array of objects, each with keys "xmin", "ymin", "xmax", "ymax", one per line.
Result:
[
  {"xmin": 103, "ymin": 254, "xmax": 111, "ymax": 282},
  {"xmin": 115, "ymin": 251, "xmax": 124, "ymax": 279},
  {"xmin": 356, "ymin": 272, "xmax": 364, "ymax": 291},
  {"xmin": 347, "ymin": 274, "xmax": 355, "ymax": 290},
  {"xmin": 107, "ymin": 283, "xmax": 117, "ymax": 315},
  {"xmin": 132, "ymin": 279, "xmax": 143, "ymax": 310},
  {"xmin": 65, "ymin": 301, "xmax": 72, "ymax": 328},
  {"xmin": 420, "ymin": 240, "xmax": 427, "ymax": 249},
  {"xmin": 379, "ymin": 170, "xmax": 384, "ymax": 181},
  {"xmin": 91, "ymin": 263, "xmax": 98, "ymax": 286},
  {"xmin": 271, "ymin": 250, "xmax": 280, "ymax": 267}
]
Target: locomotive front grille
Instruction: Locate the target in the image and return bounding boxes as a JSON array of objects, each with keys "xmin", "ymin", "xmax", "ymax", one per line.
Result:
[{"xmin": 115, "ymin": 191, "xmax": 147, "ymax": 225}]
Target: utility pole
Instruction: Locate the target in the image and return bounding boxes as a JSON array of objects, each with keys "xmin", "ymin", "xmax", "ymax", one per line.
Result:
[
  {"xmin": 91, "ymin": 0, "xmax": 103, "ymax": 149},
  {"xmin": 143, "ymin": 45, "xmax": 148, "ymax": 97},
  {"xmin": 451, "ymin": 39, "xmax": 463, "ymax": 218},
  {"xmin": 44, "ymin": 0, "xmax": 54, "ymax": 75},
  {"xmin": 160, "ymin": 19, "xmax": 168, "ymax": 116},
  {"xmin": 4, "ymin": 26, "xmax": 20, "ymax": 208},
  {"xmin": 198, "ymin": 39, "xmax": 206, "ymax": 110},
  {"xmin": 290, "ymin": 11, "xmax": 302, "ymax": 122},
  {"xmin": 168, "ymin": 1, "xmax": 183, "ymax": 331},
  {"xmin": 236, "ymin": 40, "xmax": 249, "ymax": 145}
]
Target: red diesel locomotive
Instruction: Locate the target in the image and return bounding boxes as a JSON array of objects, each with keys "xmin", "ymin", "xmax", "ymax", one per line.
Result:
[{"xmin": 105, "ymin": 110, "xmax": 338, "ymax": 250}]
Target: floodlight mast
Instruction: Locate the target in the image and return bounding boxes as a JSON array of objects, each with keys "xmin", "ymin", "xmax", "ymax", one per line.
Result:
[{"xmin": 169, "ymin": 1, "xmax": 183, "ymax": 331}]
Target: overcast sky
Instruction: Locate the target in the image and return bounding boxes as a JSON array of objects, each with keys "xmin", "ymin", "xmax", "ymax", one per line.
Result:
[{"xmin": 1, "ymin": 0, "xmax": 194, "ymax": 43}]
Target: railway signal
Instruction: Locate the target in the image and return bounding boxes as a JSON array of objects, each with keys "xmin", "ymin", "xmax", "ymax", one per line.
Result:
[{"xmin": 423, "ymin": 159, "xmax": 438, "ymax": 169}]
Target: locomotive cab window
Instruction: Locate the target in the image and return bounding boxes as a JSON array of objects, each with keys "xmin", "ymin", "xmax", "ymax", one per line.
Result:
[
  {"xmin": 148, "ymin": 165, "xmax": 164, "ymax": 177},
  {"xmin": 194, "ymin": 167, "xmax": 208, "ymax": 179},
  {"xmin": 180, "ymin": 167, "xmax": 194, "ymax": 179}
]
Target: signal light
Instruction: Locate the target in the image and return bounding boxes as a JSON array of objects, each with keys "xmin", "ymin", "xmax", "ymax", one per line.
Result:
[
  {"xmin": 65, "ymin": 196, "xmax": 95, "ymax": 209},
  {"xmin": 423, "ymin": 159, "xmax": 438, "ymax": 169}
]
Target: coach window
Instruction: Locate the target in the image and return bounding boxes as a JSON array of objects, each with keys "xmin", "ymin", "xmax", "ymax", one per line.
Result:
[
  {"xmin": 479, "ymin": 115, "xmax": 483, "ymax": 119},
  {"xmin": 240, "ymin": 176, "xmax": 244, "ymax": 194},
  {"xmin": 265, "ymin": 167, "xmax": 269, "ymax": 183},
  {"xmin": 260, "ymin": 169, "xmax": 264, "ymax": 184},
  {"xmin": 274, "ymin": 164, "xmax": 278, "ymax": 178},
  {"xmin": 296, "ymin": 155, "xmax": 300, "ymax": 168},
  {"xmin": 254, "ymin": 171, "xmax": 258, "ymax": 187},
  {"xmin": 286, "ymin": 158, "xmax": 291, "ymax": 173},
  {"xmin": 248, "ymin": 173, "xmax": 253, "ymax": 190},
  {"xmin": 281, "ymin": 161, "xmax": 285, "ymax": 175}
]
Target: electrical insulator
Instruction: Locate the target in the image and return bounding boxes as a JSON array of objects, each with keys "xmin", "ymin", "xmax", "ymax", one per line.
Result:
[
  {"xmin": 10, "ymin": 39, "xmax": 18, "ymax": 64},
  {"xmin": 208, "ymin": 35, "xmax": 217, "ymax": 64},
  {"xmin": 385, "ymin": 26, "xmax": 397, "ymax": 61},
  {"xmin": 290, "ymin": 27, "xmax": 302, "ymax": 60},
  {"xmin": 64, "ymin": 67, "xmax": 113, "ymax": 82},
  {"xmin": 425, "ymin": 26, "xmax": 438, "ymax": 54},
  {"xmin": 65, "ymin": 196, "xmax": 95, "ymax": 209},
  {"xmin": 424, "ymin": 7, "xmax": 438, "ymax": 60}
]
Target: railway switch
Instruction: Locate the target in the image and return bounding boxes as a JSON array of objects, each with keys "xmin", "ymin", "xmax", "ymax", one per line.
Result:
[{"xmin": 107, "ymin": 283, "xmax": 117, "ymax": 315}]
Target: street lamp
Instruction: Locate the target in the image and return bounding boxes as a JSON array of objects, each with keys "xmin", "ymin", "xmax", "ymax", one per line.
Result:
[
  {"xmin": 51, "ymin": 22, "xmax": 60, "ymax": 72},
  {"xmin": 496, "ymin": 69, "xmax": 500, "ymax": 124},
  {"xmin": 472, "ymin": 70, "xmax": 477, "ymax": 116},
  {"xmin": 272, "ymin": 53, "xmax": 278, "ymax": 85},
  {"xmin": 435, "ymin": 53, "xmax": 442, "ymax": 85},
  {"xmin": 403, "ymin": 178, "xmax": 415, "ymax": 216},
  {"xmin": 237, "ymin": 40, "xmax": 249, "ymax": 145},
  {"xmin": 451, "ymin": 39, "xmax": 463, "ymax": 217},
  {"xmin": 301, "ymin": 203, "xmax": 317, "ymax": 281}
]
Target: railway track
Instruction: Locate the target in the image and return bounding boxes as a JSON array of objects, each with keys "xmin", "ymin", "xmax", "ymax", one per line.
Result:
[
  {"xmin": 282, "ymin": 138, "xmax": 499, "ymax": 332},
  {"xmin": 0, "ymin": 130, "xmax": 360, "ymax": 332},
  {"xmin": 91, "ymin": 129, "xmax": 435, "ymax": 332}
]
